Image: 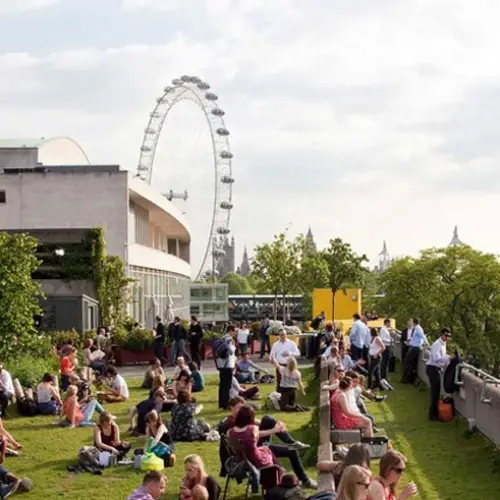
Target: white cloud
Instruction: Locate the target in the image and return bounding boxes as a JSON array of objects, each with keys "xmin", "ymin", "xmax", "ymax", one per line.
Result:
[
  {"xmin": 0, "ymin": 0, "xmax": 59, "ymax": 15},
  {"xmin": 1, "ymin": 0, "xmax": 500, "ymax": 271}
]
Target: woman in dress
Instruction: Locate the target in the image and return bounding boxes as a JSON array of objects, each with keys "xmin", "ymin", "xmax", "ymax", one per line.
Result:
[
  {"xmin": 169, "ymin": 391, "xmax": 210, "ymax": 442},
  {"xmin": 179, "ymin": 454, "xmax": 221, "ymax": 500},
  {"xmin": 330, "ymin": 378, "xmax": 373, "ymax": 438},
  {"xmin": 227, "ymin": 405, "xmax": 280, "ymax": 474},
  {"xmin": 145, "ymin": 410, "xmax": 176, "ymax": 467}
]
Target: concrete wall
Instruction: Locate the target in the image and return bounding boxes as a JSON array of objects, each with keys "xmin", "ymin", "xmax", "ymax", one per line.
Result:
[
  {"xmin": 39, "ymin": 279, "xmax": 95, "ymax": 298},
  {"xmin": 395, "ymin": 338, "xmax": 500, "ymax": 446},
  {"xmin": 0, "ymin": 170, "xmax": 129, "ymax": 259},
  {"xmin": 0, "ymin": 148, "xmax": 38, "ymax": 169}
]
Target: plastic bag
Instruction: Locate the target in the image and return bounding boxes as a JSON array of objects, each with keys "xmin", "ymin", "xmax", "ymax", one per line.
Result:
[{"xmin": 140, "ymin": 452, "xmax": 164, "ymax": 472}]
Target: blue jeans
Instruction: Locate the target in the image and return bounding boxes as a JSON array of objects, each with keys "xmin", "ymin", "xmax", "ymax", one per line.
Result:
[
  {"xmin": 169, "ymin": 340, "xmax": 191, "ymax": 365},
  {"xmin": 61, "ymin": 399, "xmax": 104, "ymax": 427},
  {"xmin": 259, "ymin": 335, "xmax": 270, "ymax": 358}
]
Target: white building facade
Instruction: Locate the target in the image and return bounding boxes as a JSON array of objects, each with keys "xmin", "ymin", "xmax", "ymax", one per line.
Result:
[{"xmin": 0, "ymin": 139, "xmax": 191, "ymax": 326}]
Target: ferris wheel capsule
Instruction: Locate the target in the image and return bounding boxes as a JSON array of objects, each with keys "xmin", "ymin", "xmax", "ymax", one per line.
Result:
[
  {"xmin": 180, "ymin": 75, "xmax": 193, "ymax": 82},
  {"xmin": 211, "ymin": 108, "xmax": 225, "ymax": 117},
  {"xmin": 198, "ymin": 82, "xmax": 210, "ymax": 90},
  {"xmin": 216, "ymin": 128, "xmax": 230, "ymax": 136},
  {"xmin": 220, "ymin": 201, "xmax": 233, "ymax": 210},
  {"xmin": 172, "ymin": 78, "xmax": 184, "ymax": 85},
  {"xmin": 221, "ymin": 175, "xmax": 234, "ymax": 184},
  {"xmin": 191, "ymin": 76, "xmax": 202, "ymax": 84},
  {"xmin": 205, "ymin": 92, "xmax": 218, "ymax": 101},
  {"xmin": 220, "ymin": 151, "xmax": 233, "ymax": 159}
]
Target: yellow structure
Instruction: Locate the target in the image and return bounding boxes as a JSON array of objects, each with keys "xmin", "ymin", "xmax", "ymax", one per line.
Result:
[{"xmin": 312, "ymin": 288, "xmax": 361, "ymax": 322}]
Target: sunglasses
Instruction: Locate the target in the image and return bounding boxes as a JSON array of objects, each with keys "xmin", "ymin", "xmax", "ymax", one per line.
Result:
[
  {"xmin": 357, "ymin": 482, "xmax": 370, "ymax": 488},
  {"xmin": 393, "ymin": 467, "xmax": 405, "ymax": 474}
]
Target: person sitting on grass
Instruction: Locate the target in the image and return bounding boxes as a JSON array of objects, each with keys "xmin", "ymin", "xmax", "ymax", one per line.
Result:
[
  {"xmin": 169, "ymin": 390, "xmax": 210, "ymax": 442},
  {"xmin": 222, "ymin": 400, "xmax": 316, "ymax": 489},
  {"xmin": 180, "ymin": 454, "xmax": 221, "ymax": 500},
  {"xmin": 189, "ymin": 362, "xmax": 205, "ymax": 393},
  {"xmin": 128, "ymin": 388, "xmax": 168, "ymax": 436},
  {"xmin": 173, "ymin": 357, "xmax": 191, "ymax": 379},
  {"xmin": 0, "ymin": 439, "xmax": 32, "ymax": 499},
  {"xmin": 0, "ymin": 417, "xmax": 22, "ymax": 455},
  {"xmin": 172, "ymin": 370, "xmax": 193, "ymax": 397},
  {"xmin": 58, "ymin": 385, "xmax": 100, "ymax": 428},
  {"xmin": 264, "ymin": 474, "xmax": 307, "ymax": 500},
  {"xmin": 128, "ymin": 471, "xmax": 167, "ymax": 500},
  {"xmin": 82, "ymin": 338, "xmax": 106, "ymax": 379},
  {"xmin": 330, "ymin": 378, "xmax": 373, "ymax": 438},
  {"xmin": 94, "ymin": 411, "xmax": 131, "ymax": 459},
  {"xmin": 145, "ymin": 410, "xmax": 175, "ymax": 467},
  {"xmin": 98, "ymin": 366, "xmax": 129, "ymax": 403},
  {"xmin": 229, "ymin": 371, "xmax": 260, "ymax": 401},
  {"xmin": 149, "ymin": 375, "xmax": 167, "ymax": 399},
  {"xmin": 60, "ymin": 347, "xmax": 77, "ymax": 391},
  {"xmin": 142, "ymin": 359, "xmax": 165, "ymax": 390},
  {"xmin": 0, "ymin": 363, "xmax": 14, "ymax": 418},
  {"xmin": 236, "ymin": 352, "xmax": 269, "ymax": 383},
  {"xmin": 36, "ymin": 373, "xmax": 62, "ymax": 415},
  {"xmin": 270, "ymin": 355, "xmax": 308, "ymax": 412}
]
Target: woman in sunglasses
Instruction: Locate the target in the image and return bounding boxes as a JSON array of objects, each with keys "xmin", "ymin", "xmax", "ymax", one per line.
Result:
[
  {"xmin": 367, "ymin": 450, "xmax": 417, "ymax": 500},
  {"xmin": 337, "ymin": 464, "xmax": 372, "ymax": 500}
]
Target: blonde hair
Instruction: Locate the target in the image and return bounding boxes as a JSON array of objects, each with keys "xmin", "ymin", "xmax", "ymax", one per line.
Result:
[
  {"xmin": 66, "ymin": 385, "xmax": 78, "ymax": 398},
  {"xmin": 287, "ymin": 356, "xmax": 297, "ymax": 372},
  {"xmin": 192, "ymin": 484, "xmax": 209, "ymax": 500},
  {"xmin": 337, "ymin": 465, "xmax": 371, "ymax": 500},
  {"xmin": 184, "ymin": 454, "xmax": 207, "ymax": 485},
  {"xmin": 98, "ymin": 411, "xmax": 113, "ymax": 426}
]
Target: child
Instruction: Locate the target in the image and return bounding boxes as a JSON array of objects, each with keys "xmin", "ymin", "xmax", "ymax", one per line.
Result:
[{"xmin": 192, "ymin": 485, "xmax": 209, "ymax": 500}]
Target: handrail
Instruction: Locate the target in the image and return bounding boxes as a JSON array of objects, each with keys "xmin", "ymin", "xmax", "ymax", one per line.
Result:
[{"xmin": 454, "ymin": 362, "xmax": 500, "ymax": 386}]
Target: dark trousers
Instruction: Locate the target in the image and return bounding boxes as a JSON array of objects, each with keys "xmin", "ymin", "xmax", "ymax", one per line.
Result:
[
  {"xmin": 240, "ymin": 386, "xmax": 259, "ymax": 400},
  {"xmin": 153, "ymin": 340, "xmax": 165, "ymax": 364},
  {"xmin": 381, "ymin": 346, "xmax": 391, "ymax": 379},
  {"xmin": 426, "ymin": 365, "xmax": 442, "ymax": 420},
  {"xmin": 276, "ymin": 365, "xmax": 287, "ymax": 391},
  {"xmin": 268, "ymin": 443, "xmax": 308, "ymax": 482},
  {"xmin": 0, "ymin": 391, "xmax": 11, "ymax": 418},
  {"xmin": 218, "ymin": 368, "xmax": 233, "ymax": 409},
  {"xmin": 260, "ymin": 335, "xmax": 271, "ymax": 358},
  {"xmin": 351, "ymin": 345, "xmax": 363, "ymax": 361},
  {"xmin": 402, "ymin": 344, "xmax": 409, "ymax": 364},
  {"xmin": 258, "ymin": 416, "xmax": 295, "ymax": 445},
  {"xmin": 368, "ymin": 356, "xmax": 382, "ymax": 390},
  {"xmin": 279, "ymin": 388, "xmax": 297, "ymax": 411},
  {"xmin": 402, "ymin": 346, "xmax": 420, "ymax": 383},
  {"xmin": 190, "ymin": 341, "xmax": 201, "ymax": 368},
  {"xmin": 362, "ymin": 346, "xmax": 369, "ymax": 365}
]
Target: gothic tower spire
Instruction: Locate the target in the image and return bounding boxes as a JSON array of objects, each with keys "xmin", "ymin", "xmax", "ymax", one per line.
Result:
[
  {"xmin": 240, "ymin": 246, "xmax": 251, "ymax": 277},
  {"xmin": 449, "ymin": 225, "xmax": 464, "ymax": 247}
]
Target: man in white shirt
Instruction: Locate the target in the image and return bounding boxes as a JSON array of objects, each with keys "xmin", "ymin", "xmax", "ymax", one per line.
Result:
[
  {"xmin": 270, "ymin": 328, "xmax": 300, "ymax": 390},
  {"xmin": 426, "ymin": 328, "xmax": 452, "ymax": 421},
  {"xmin": 379, "ymin": 319, "xmax": 393, "ymax": 380},
  {"xmin": 101, "ymin": 366, "xmax": 130, "ymax": 402},
  {"xmin": 0, "ymin": 363, "xmax": 14, "ymax": 417}
]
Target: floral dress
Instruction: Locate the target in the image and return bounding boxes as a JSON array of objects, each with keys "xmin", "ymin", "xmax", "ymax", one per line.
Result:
[{"xmin": 168, "ymin": 403, "xmax": 209, "ymax": 441}]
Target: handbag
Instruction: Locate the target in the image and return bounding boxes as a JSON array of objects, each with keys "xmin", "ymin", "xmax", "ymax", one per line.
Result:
[{"xmin": 363, "ymin": 436, "xmax": 389, "ymax": 459}]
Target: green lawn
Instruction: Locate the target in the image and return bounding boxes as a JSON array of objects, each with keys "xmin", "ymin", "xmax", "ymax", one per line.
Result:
[
  {"xmin": 4, "ymin": 373, "xmax": 318, "ymax": 499},
  {"xmin": 369, "ymin": 375, "xmax": 500, "ymax": 500}
]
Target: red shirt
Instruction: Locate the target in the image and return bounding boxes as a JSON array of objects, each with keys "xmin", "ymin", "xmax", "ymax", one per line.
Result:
[{"xmin": 60, "ymin": 356, "xmax": 73, "ymax": 376}]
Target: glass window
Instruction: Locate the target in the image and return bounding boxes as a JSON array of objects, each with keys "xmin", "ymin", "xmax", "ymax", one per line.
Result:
[
  {"xmin": 203, "ymin": 304, "xmax": 214, "ymax": 315},
  {"xmin": 190, "ymin": 305, "xmax": 200, "ymax": 315}
]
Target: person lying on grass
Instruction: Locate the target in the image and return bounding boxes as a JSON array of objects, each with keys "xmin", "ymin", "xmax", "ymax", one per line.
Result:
[{"xmin": 97, "ymin": 366, "xmax": 129, "ymax": 404}]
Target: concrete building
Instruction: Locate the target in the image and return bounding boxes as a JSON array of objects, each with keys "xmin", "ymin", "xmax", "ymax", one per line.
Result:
[{"xmin": 0, "ymin": 138, "xmax": 191, "ymax": 328}]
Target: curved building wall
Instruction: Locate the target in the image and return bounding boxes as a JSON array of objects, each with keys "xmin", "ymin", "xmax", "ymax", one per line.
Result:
[{"xmin": 38, "ymin": 137, "xmax": 91, "ymax": 165}]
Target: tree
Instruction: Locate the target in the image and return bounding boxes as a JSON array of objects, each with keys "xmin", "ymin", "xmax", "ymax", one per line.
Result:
[
  {"xmin": 252, "ymin": 232, "xmax": 302, "ymax": 319},
  {"xmin": 378, "ymin": 245, "xmax": 500, "ymax": 374},
  {"xmin": 0, "ymin": 232, "xmax": 43, "ymax": 357},
  {"xmin": 220, "ymin": 272, "xmax": 256, "ymax": 295},
  {"xmin": 323, "ymin": 238, "xmax": 368, "ymax": 320}
]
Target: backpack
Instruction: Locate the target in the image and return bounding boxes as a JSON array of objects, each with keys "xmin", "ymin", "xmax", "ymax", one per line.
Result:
[
  {"xmin": 17, "ymin": 397, "xmax": 38, "ymax": 417},
  {"xmin": 213, "ymin": 337, "xmax": 230, "ymax": 359},
  {"xmin": 78, "ymin": 446, "xmax": 100, "ymax": 469}
]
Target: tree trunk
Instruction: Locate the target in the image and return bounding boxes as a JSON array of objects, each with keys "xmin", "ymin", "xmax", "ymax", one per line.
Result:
[
  {"xmin": 273, "ymin": 294, "xmax": 278, "ymax": 320},
  {"xmin": 331, "ymin": 288, "xmax": 337, "ymax": 322}
]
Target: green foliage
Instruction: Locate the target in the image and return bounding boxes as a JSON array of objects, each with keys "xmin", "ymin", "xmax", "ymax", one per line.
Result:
[
  {"xmin": 0, "ymin": 232, "xmax": 44, "ymax": 358},
  {"xmin": 43, "ymin": 329, "xmax": 95, "ymax": 349},
  {"xmin": 113, "ymin": 325, "xmax": 154, "ymax": 351},
  {"xmin": 220, "ymin": 272, "xmax": 256, "ymax": 294},
  {"xmin": 6, "ymin": 354, "xmax": 59, "ymax": 388},
  {"xmin": 378, "ymin": 245, "xmax": 500, "ymax": 374},
  {"xmin": 252, "ymin": 232, "xmax": 302, "ymax": 318},
  {"xmin": 323, "ymin": 238, "xmax": 368, "ymax": 319}
]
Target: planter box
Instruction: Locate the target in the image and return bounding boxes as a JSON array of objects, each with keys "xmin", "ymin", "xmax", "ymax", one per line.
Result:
[
  {"xmin": 113, "ymin": 346, "xmax": 155, "ymax": 367},
  {"xmin": 200, "ymin": 339, "xmax": 262, "ymax": 360}
]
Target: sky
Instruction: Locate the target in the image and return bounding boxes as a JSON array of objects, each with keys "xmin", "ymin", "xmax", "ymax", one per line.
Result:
[{"xmin": 1, "ymin": 0, "xmax": 500, "ymax": 274}]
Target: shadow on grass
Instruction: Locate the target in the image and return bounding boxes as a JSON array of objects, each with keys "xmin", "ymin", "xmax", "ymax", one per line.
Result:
[{"xmin": 370, "ymin": 370, "xmax": 500, "ymax": 500}]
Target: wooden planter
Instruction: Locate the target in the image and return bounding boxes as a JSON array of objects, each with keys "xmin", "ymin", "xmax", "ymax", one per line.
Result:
[
  {"xmin": 200, "ymin": 339, "xmax": 262, "ymax": 360},
  {"xmin": 113, "ymin": 346, "xmax": 155, "ymax": 367}
]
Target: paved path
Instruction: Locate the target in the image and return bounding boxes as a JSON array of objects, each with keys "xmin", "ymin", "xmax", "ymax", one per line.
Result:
[{"xmin": 118, "ymin": 356, "xmax": 314, "ymax": 378}]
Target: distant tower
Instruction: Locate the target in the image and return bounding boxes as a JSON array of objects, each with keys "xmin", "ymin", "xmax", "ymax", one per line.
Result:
[
  {"xmin": 449, "ymin": 225, "xmax": 464, "ymax": 247},
  {"xmin": 305, "ymin": 226, "xmax": 317, "ymax": 252},
  {"xmin": 240, "ymin": 246, "xmax": 251, "ymax": 277},
  {"xmin": 215, "ymin": 236, "xmax": 235, "ymax": 277},
  {"xmin": 378, "ymin": 240, "xmax": 391, "ymax": 272}
]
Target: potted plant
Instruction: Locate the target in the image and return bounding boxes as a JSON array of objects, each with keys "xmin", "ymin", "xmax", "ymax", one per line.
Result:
[{"xmin": 112, "ymin": 326, "xmax": 155, "ymax": 366}]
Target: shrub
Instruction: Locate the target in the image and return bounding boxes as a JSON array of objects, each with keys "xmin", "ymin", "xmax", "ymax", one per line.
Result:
[
  {"xmin": 250, "ymin": 321, "xmax": 260, "ymax": 335},
  {"xmin": 204, "ymin": 331, "xmax": 224, "ymax": 341},
  {"xmin": 7, "ymin": 354, "xmax": 59, "ymax": 388},
  {"xmin": 114, "ymin": 326, "xmax": 154, "ymax": 351}
]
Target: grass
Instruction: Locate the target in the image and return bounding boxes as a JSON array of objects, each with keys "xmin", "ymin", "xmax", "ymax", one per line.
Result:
[
  {"xmin": 3, "ymin": 371, "xmax": 318, "ymax": 499},
  {"xmin": 369, "ymin": 373, "xmax": 500, "ymax": 500}
]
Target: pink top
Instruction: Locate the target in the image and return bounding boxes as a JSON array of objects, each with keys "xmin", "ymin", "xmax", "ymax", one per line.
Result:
[
  {"xmin": 330, "ymin": 390, "xmax": 361, "ymax": 430},
  {"xmin": 227, "ymin": 425, "xmax": 275, "ymax": 468}
]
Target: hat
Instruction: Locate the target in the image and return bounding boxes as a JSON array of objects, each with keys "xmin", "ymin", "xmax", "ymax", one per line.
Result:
[{"xmin": 280, "ymin": 474, "xmax": 299, "ymax": 488}]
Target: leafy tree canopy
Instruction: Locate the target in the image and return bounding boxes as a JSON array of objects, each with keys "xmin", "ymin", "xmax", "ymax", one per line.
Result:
[{"xmin": 220, "ymin": 272, "xmax": 256, "ymax": 295}]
